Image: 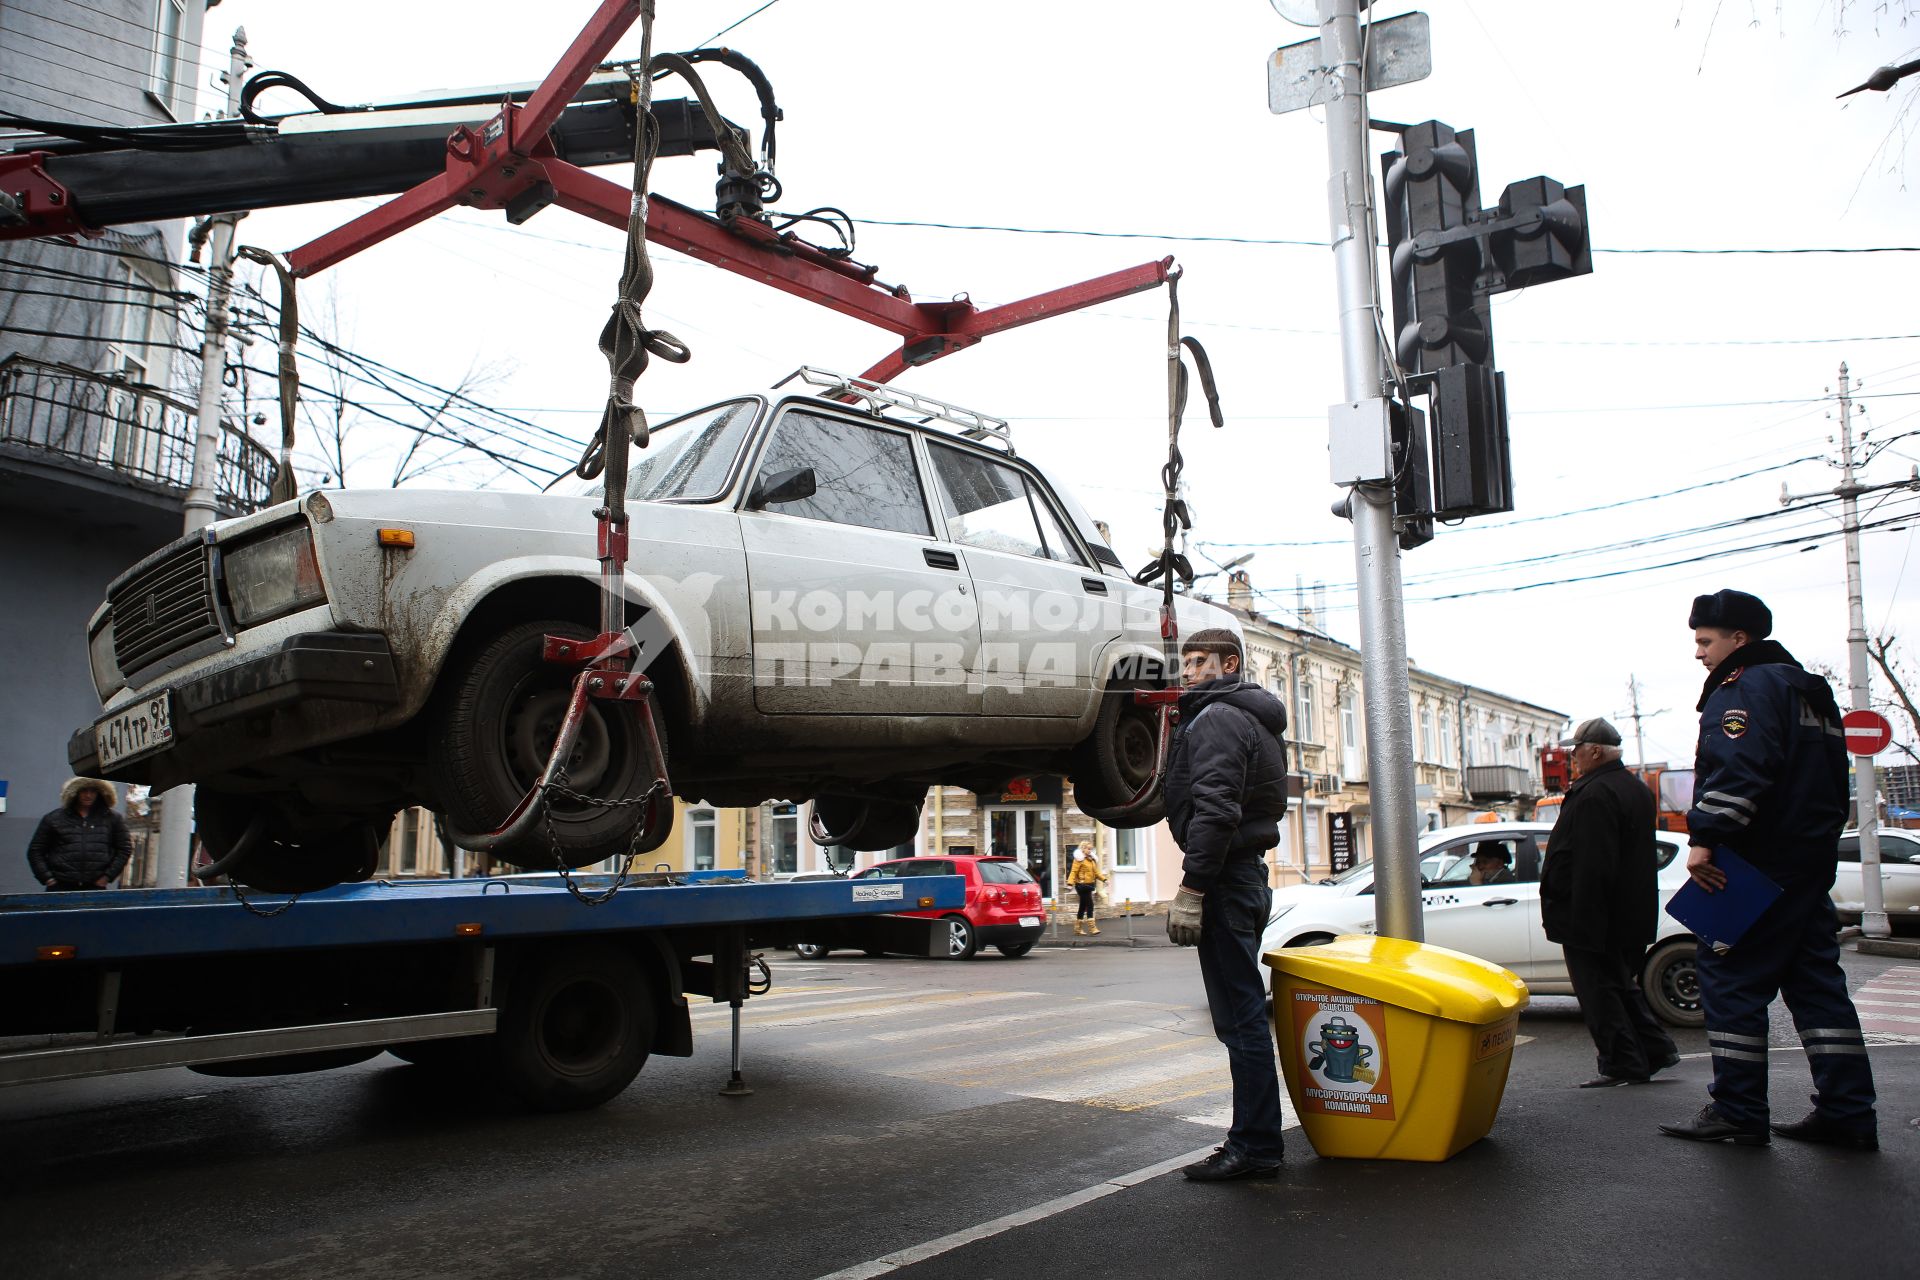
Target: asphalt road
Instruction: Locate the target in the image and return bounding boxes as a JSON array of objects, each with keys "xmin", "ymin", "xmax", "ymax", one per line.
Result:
[{"xmin": 4, "ymin": 940, "xmax": 1916, "ymax": 1279}]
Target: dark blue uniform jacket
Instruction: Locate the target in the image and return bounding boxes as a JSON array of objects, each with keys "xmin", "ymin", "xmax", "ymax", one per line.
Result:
[
  {"xmin": 1688, "ymin": 641, "xmax": 1850, "ymax": 889},
  {"xmin": 1165, "ymin": 675, "xmax": 1289, "ymax": 892}
]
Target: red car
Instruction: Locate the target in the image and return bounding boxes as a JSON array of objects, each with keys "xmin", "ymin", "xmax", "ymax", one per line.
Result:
[{"xmin": 795, "ymin": 855, "xmax": 1047, "ymax": 960}]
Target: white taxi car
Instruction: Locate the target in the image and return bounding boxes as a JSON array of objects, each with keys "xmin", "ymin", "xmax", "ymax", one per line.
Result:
[
  {"xmin": 1833, "ymin": 827, "xmax": 1920, "ymax": 922},
  {"xmin": 1261, "ymin": 822, "xmax": 1702, "ymax": 1026}
]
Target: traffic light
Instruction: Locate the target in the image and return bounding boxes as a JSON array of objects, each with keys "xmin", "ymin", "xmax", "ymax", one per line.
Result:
[
  {"xmin": 1382, "ymin": 121, "xmax": 1492, "ymax": 374},
  {"xmin": 1490, "ymin": 176, "xmax": 1591, "ymax": 290},
  {"xmin": 1429, "ymin": 363, "xmax": 1510, "ymax": 517},
  {"xmin": 1390, "ymin": 398, "xmax": 1434, "ymax": 549}
]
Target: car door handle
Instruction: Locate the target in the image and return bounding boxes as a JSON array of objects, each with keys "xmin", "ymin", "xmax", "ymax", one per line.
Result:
[
  {"xmin": 923, "ymin": 548, "xmax": 960, "ymax": 570},
  {"xmin": 1081, "ymin": 577, "xmax": 1108, "ymax": 595},
  {"xmin": 1482, "ymin": 898, "xmax": 1519, "ymax": 907}
]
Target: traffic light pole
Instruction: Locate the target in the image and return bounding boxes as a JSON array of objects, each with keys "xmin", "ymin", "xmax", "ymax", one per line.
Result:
[
  {"xmin": 1316, "ymin": 0, "xmax": 1423, "ymax": 943},
  {"xmin": 1835, "ymin": 364, "xmax": 1890, "ymax": 939}
]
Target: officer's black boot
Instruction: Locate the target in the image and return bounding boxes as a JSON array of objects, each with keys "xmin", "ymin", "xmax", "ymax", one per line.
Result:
[{"xmin": 1659, "ymin": 1104, "xmax": 1770, "ymax": 1146}]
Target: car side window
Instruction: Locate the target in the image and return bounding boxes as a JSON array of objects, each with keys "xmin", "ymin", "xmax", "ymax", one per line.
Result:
[
  {"xmin": 922, "ymin": 859, "xmax": 958, "ymax": 877},
  {"xmin": 926, "ymin": 442, "xmax": 1086, "ymax": 565},
  {"xmin": 1837, "ymin": 836, "xmax": 1861, "ymax": 863},
  {"xmin": 754, "ymin": 410, "xmax": 931, "ymax": 536}
]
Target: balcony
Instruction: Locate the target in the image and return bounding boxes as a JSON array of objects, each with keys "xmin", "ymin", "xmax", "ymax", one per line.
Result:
[
  {"xmin": 1463, "ymin": 764, "xmax": 1536, "ymax": 800},
  {"xmin": 0, "ymin": 355, "xmax": 275, "ymax": 513}
]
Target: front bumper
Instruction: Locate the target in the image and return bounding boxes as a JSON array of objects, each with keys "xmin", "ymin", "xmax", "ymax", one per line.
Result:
[{"xmin": 69, "ymin": 632, "xmax": 402, "ymax": 788}]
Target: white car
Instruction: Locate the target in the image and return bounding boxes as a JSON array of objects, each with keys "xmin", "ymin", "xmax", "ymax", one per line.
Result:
[
  {"xmin": 1261, "ymin": 822, "xmax": 1703, "ymax": 1026},
  {"xmin": 70, "ymin": 370, "xmax": 1229, "ymax": 891},
  {"xmin": 1833, "ymin": 828, "xmax": 1920, "ymax": 922}
]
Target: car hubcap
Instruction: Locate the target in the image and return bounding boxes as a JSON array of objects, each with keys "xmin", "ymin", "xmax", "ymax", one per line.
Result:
[
  {"xmin": 1664, "ymin": 959, "xmax": 1701, "ymax": 1012},
  {"xmin": 507, "ymin": 686, "xmax": 613, "ymax": 804},
  {"xmin": 948, "ymin": 920, "xmax": 970, "ymax": 956},
  {"xmin": 1115, "ymin": 713, "xmax": 1157, "ymax": 786}
]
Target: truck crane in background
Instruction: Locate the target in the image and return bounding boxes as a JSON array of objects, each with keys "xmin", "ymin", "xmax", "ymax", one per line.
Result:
[{"xmin": 1535, "ymin": 744, "xmax": 1692, "ymax": 835}]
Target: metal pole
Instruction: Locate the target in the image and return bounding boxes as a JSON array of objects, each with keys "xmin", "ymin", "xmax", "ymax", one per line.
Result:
[
  {"xmin": 1836, "ymin": 363, "xmax": 1891, "ymax": 939},
  {"xmin": 1316, "ymin": 0, "xmax": 1422, "ymax": 941},
  {"xmin": 1627, "ymin": 676, "xmax": 1647, "ymax": 771},
  {"xmin": 155, "ymin": 27, "xmax": 252, "ymax": 890}
]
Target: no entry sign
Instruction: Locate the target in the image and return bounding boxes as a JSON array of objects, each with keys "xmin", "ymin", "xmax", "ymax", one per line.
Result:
[{"xmin": 1843, "ymin": 709, "xmax": 1895, "ymax": 756}]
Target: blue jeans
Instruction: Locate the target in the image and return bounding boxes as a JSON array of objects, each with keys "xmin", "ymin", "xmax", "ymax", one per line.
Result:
[{"xmin": 1196, "ymin": 869, "xmax": 1286, "ymax": 1160}]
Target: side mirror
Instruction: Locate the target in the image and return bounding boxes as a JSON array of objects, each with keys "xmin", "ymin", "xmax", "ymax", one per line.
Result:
[{"xmin": 748, "ymin": 466, "xmax": 817, "ymax": 510}]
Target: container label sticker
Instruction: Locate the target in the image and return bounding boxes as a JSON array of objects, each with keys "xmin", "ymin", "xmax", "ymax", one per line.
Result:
[
  {"xmin": 1473, "ymin": 1016, "xmax": 1519, "ymax": 1061},
  {"xmin": 1291, "ymin": 988, "xmax": 1396, "ymax": 1120},
  {"xmin": 852, "ymin": 883, "xmax": 905, "ymax": 902}
]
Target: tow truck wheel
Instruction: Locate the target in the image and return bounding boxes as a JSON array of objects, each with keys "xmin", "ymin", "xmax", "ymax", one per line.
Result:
[
  {"xmin": 431, "ymin": 620, "xmax": 671, "ymax": 869},
  {"xmin": 492, "ymin": 941, "xmax": 654, "ymax": 1111},
  {"xmin": 1641, "ymin": 939, "xmax": 1706, "ymax": 1028},
  {"xmin": 1070, "ymin": 688, "xmax": 1167, "ymax": 829},
  {"xmin": 194, "ymin": 791, "xmax": 388, "ymax": 893}
]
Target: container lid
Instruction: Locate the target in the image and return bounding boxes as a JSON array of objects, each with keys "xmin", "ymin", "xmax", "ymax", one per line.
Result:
[{"xmin": 1264, "ymin": 934, "xmax": 1528, "ymax": 1024}]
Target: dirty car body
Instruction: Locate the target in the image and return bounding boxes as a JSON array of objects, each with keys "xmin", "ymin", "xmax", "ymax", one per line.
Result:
[{"xmin": 72, "ymin": 375, "xmax": 1235, "ymax": 889}]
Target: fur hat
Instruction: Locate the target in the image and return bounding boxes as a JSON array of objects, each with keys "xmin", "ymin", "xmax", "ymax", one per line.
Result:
[
  {"xmin": 61, "ymin": 777, "xmax": 118, "ymax": 809},
  {"xmin": 1688, "ymin": 589, "xmax": 1772, "ymax": 639}
]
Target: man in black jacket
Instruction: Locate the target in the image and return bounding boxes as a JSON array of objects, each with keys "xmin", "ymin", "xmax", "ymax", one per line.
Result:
[
  {"xmin": 26, "ymin": 777, "xmax": 133, "ymax": 891},
  {"xmin": 1540, "ymin": 717, "xmax": 1678, "ymax": 1088},
  {"xmin": 1163, "ymin": 628, "xmax": 1290, "ymax": 1181},
  {"xmin": 1658, "ymin": 589, "xmax": 1877, "ymax": 1149}
]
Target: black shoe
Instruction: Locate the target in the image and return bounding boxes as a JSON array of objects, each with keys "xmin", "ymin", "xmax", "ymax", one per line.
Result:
[
  {"xmin": 1577, "ymin": 1074, "xmax": 1647, "ymax": 1089},
  {"xmin": 1659, "ymin": 1105, "xmax": 1770, "ymax": 1146},
  {"xmin": 1182, "ymin": 1145, "xmax": 1281, "ymax": 1182},
  {"xmin": 1648, "ymin": 1052, "xmax": 1682, "ymax": 1074},
  {"xmin": 1769, "ymin": 1111, "xmax": 1879, "ymax": 1151}
]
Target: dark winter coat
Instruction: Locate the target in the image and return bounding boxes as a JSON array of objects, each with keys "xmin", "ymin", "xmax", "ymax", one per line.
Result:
[
  {"xmin": 1540, "ymin": 758, "xmax": 1659, "ymax": 952},
  {"xmin": 1687, "ymin": 639, "xmax": 1850, "ymax": 888},
  {"xmin": 1164, "ymin": 675, "xmax": 1290, "ymax": 892},
  {"xmin": 26, "ymin": 779, "xmax": 133, "ymax": 887}
]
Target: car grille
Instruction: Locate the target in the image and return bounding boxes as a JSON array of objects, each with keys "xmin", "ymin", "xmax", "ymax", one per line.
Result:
[{"xmin": 110, "ymin": 537, "xmax": 222, "ymax": 675}]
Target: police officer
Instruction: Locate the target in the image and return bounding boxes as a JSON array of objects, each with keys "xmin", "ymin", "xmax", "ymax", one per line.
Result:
[
  {"xmin": 1658, "ymin": 589, "xmax": 1878, "ymax": 1149},
  {"xmin": 1163, "ymin": 627, "xmax": 1291, "ymax": 1180}
]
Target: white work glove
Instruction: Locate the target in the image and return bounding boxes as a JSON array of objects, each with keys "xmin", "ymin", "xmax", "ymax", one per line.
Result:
[{"xmin": 1167, "ymin": 887, "xmax": 1205, "ymax": 947}]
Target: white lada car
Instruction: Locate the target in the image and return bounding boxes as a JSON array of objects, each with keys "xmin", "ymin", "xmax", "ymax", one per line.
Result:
[
  {"xmin": 1262, "ymin": 822, "xmax": 1704, "ymax": 1026},
  {"xmin": 73, "ymin": 370, "xmax": 1229, "ymax": 891}
]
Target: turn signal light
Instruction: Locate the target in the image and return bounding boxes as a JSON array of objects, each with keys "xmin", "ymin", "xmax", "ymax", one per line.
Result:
[
  {"xmin": 377, "ymin": 528, "xmax": 416, "ymax": 548},
  {"xmin": 454, "ymin": 922, "xmax": 483, "ymax": 937},
  {"xmin": 37, "ymin": 945, "xmax": 77, "ymax": 961},
  {"xmin": 917, "ymin": 896, "xmax": 935, "ymax": 909}
]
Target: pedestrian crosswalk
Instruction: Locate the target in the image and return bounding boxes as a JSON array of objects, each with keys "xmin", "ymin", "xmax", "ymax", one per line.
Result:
[
  {"xmin": 695, "ymin": 961, "xmax": 1301, "ymax": 1130},
  {"xmin": 1855, "ymin": 965, "xmax": 1920, "ymax": 1043}
]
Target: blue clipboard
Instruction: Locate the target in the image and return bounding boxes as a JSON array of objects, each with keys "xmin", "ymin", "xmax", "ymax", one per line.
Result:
[{"xmin": 1665, "ymin": 847, "xmax": 1784, "ymax": 954}]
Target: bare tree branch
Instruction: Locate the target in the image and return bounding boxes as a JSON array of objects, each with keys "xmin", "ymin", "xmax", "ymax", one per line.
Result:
[{"xmin": 1869, "ymin": 631, "xmax": 1920, "ymax": 742}]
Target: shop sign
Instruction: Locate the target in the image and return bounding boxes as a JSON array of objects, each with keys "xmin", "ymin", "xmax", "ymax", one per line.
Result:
[
  {"xmin": 1328, "ymin": 810, "xmax": 1355, "ymax": 873},
  {"xmin": 990, "ymin": 775, "xmax": 1063, "ymax": 805}
]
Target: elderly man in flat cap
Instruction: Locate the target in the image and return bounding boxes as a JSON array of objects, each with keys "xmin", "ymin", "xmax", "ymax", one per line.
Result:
[
  {"xmin": 1541, "ymin": 716, "xmax": 1679, "ymax": 1087},
  {"xmin": 1659, "ymin": 588, "xmax": 1878, "ymax": 1148}
]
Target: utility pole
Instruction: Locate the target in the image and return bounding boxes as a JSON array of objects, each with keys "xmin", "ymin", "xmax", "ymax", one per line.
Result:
[
  {"xmin": 155, "ymin": 27, "xmax": 253, "ymax": 889},
  {"xmin": 1625, "ymin": 677, "xmax": 1646, "ymax": 769},
  {"xmin": 1314, "ymin": 0, "xmax": 1423, "ymax": 941},
  {"xmin": 1782, "ymin": 362, "xmax": 1918, "ymax": 940}
]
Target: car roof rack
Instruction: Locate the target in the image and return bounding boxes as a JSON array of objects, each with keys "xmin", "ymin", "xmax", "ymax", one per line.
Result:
[{"xmin": 779, "ymin": 366, "xmax": 1014, "ymax": 455}]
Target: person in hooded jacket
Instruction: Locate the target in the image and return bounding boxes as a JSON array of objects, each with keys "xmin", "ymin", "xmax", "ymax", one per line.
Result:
[
  {"xmin": 1540, "ymin": 716, "xmax": 1679, "ymax": 1088},
  {"xmin": 27, "ymin": 777, "xmax": 133, "ymax": 891},
  {"xmin": 1657, "ymin": 589, "xmax": 1878, "ymax": 1150},
  {"xmin": 1162, "ymin": 627, "xmax": 1290, "ymax": 1181}
]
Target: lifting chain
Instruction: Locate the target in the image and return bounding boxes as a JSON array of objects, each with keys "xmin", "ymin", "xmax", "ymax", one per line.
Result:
[
  {"xmin": 227, "ymin": 880, "xmax": 300, "ymax": 918},
  {"xmin": 539, "ymin": 772, "xmax": 672, "ymax": 905}
]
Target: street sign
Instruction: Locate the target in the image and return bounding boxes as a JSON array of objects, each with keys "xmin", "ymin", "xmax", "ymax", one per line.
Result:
[
  {"xmin": 1268, "ymin": 11, "xmax": 1431, "ymax": 115},
  {"xmin": 1842, "ymin": 709, "xmax": 1895, "ymax": 756}
]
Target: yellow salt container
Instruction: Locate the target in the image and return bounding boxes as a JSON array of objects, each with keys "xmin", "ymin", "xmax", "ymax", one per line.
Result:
[{"xmin": 1265, "ymin": 934, "xmax": 1529, "ymax": 1162}]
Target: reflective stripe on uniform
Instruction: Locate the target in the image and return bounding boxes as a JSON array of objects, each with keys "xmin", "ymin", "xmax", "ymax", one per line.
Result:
[
  {"xmin": 1806, "ymin": 1044, "xmax": 1870, "ymax": 1056},
  {"xmin": 1710, "ymin": 1046, "xmax": 1769, "ymax": 1062},
  {"xmin": 1694, "ymin": 802, "xmax": 1753, "ymax": 825},
  {"xmin": 1703, "ymin": 790, "xmax": 1756, "ymax": 813},
  {"xmin": 1708, "ymin": 1030, "xmax": 1767, "ymax": 1047},
  {"xmin": 1798, "ymin": 1027, "xmax": 1865, "ymax": 1042}
]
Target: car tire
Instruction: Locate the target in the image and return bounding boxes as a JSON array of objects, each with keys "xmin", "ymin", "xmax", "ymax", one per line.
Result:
[
  {"xmin": 1641, "ymin": 938, "xmax": 1705, "ymax": 1028},
  {"xmin": 194, "ymin": 790, "xmax": 389, "ymax": 893},
  {"xmin": 1070, "ymin": 688, "xmax": 1167, "ymax": 829},
  {"xmin": 1284, "ymin": 932, "xmax": 1336, "ymax": 948},
  {"xmin": 430, "ymin": 619, "xmax": 671, "ymax": 870},
  {"xmin": 943, "ymin": 915, "xmax": 978, "ymax": 960},
  {"xmin": 811, "ymin": 792, "xmax": 925, "ymax": 851},
  {"xmin": 996, "ymin": 941, "xmax": 1036, "ymax": 958},
  {"xmin": 793, "ymin": 942, "xmax": 831, "ymax": 960},
  {"xmin": 490, "ymin": 941, "xmax": 654, "ymax": 1111}
]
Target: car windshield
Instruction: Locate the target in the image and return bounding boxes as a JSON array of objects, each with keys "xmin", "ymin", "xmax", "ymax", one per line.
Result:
[
  {"xmin": 1325, "ymin": 859, "xmax": 1376, "ymax": 887},
  {"xmin": 565, "ymin": 399, "xmax": 758, "ymax": 502},
  {"xmin": 977, "ymin": 859, "xmax": 1035, "ymax": 885}
]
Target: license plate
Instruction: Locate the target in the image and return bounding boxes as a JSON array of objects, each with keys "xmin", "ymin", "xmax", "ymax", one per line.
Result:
[
  {"xmin": 1019, "ymin": 916, "xmax": 1040, "ymax": 928},
  {"xmin": 95, "ymin": 690, "xmax": 174, "ymax": 768}
]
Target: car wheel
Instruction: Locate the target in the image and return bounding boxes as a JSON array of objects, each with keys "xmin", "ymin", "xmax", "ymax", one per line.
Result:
[
  {"xmin": 1284, "ymin": 933, "xmax": 1336, "ymax": 948},
  {"xmin": 943, "ymin": 915, "xmax": 978, "ymax": 960},
  {"xmin": 430, "ymin": 619, "xmax": 671, "ymax": 869},
  {"xmin": 1641, "ymin": 939, "xmax": 1705, "ymax": 1028},
  {"xmin": 793, "ymin": 942, "xmax": 831, "ymax": 960},
  {"xmin": 194, "ymin": 790, "xmax": 389, "ymax": 893},
  {"xmin": 1070, "ymin": 688, "xmax": 1167, "ymax": 829},
  {"xmin": 996, "ymin": 941, "xmax": 1036, "ymax": 958},
  {"xmin": 811, "ymin": 792, "xmax": 925, "ymax": 851},
  {"xmin": 490, "ymin": 941, "xmax": 654, "ymax": 1111}
]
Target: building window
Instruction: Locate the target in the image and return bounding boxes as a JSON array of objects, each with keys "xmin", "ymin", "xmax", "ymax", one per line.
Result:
[
  {"xmin": 768, "ymin": 803, "xmax": 799, "ymax": 875},
  {"xmin": 150, "ymin": 0, "xmax": 190, "ymax": 117},
  {"xmin": 1302, "ymin": 810, "xmax": 1322, "ymax": 869},
  {"xmin": 688, "ymin": 807, "xmax": 717, "ymax": 871},
  {"xmin": 397, "ymin": 812, "xmax": 419, "ymax": 874},
  {"xmin": 1339, "ymin": 686, "xmax": 1362, "ymax": 780},
  {"xmin": 1440, "ymin": 707, "xmax": 1455, "ymax": 767},
  {"xmin": 1419, "ymin": 704, "xmax": 1436, "ymax": 763},
  {"xmin": 1296, "ymin": 674, "xmax": 1316, "ymax": 743},
  {"xmin": 1114, "ymin": 827, "xmax": 1142, "ymax": 869},
  {"xmin": 106, "ymin": 258, "xmax": 171, "ymax": 386}
]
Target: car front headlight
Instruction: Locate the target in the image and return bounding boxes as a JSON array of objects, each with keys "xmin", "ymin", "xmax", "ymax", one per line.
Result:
[
  {"xmin": 225, "ymin": 524, "xmax": 327, "ymax": 628},
  {"xmin": 88, "ymin": 615, "xmax": 123, "ymax": 698}
]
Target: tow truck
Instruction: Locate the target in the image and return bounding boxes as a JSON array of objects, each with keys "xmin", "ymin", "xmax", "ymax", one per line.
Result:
[{"xmin": 0, "ymin": 1, "xmax": 1201, "ymax": 1106}]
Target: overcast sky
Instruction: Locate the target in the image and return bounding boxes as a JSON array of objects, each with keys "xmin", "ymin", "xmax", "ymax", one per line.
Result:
[{"xmin": 184, "ymin": 0, "xmax": 1920, "ymax": 771}]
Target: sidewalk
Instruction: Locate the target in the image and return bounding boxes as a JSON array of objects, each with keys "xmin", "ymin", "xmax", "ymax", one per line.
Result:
[{"xmin": 1039, "ymin": 909, "xmax": 1173, "ymax": 948}]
